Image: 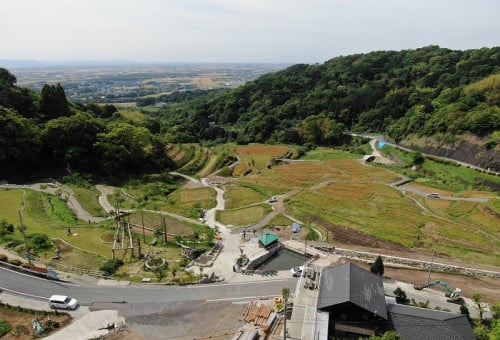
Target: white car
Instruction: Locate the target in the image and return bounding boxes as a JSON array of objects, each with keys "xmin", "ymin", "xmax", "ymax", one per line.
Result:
[
  {"xmin": 290, "ymin": 266, "xmax": 304, "ymax": 277},
  {"xmin": 48, "ymin": 295, "xmax": 78, "ymax": 310},
  {"xmin": 426, "ymin": 193, "xmax": 440, "ymax": 198}
]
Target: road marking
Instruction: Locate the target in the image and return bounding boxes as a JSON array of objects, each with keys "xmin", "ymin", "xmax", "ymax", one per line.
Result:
[
  {"xmin": 206, "ymin": 296, "xmax": 267, "ymax": 302},
  {"xmin": 177, "ymin": 278, "xmax": 291, "ymax": 289},
  {"xmin": 0, "ymin": 287, "xmax": 48, "ymax": 300}
]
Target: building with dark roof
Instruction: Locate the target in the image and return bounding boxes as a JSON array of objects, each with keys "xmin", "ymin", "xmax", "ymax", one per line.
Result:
[
  {"xmin": 384, "ymin": 304, "xmax": 475, "ymax": 340},
  {"xmin": 315, "ymin": 262, "xmax": 474, "ymax": 339}
]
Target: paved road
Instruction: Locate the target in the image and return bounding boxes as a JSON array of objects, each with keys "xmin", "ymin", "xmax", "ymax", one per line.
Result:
[{"xmin": 0, "ymin": 266, "xmax": 296, "ymax": 306}]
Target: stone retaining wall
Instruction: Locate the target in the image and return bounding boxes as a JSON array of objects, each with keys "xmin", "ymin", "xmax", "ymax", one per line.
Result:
[{"xmin": 333, "ymin": 247, "xmax": 500, "ymax": 278}]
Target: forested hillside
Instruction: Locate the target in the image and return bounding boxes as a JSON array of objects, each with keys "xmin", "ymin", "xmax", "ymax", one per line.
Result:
[
  {"xmin": 158, "ymin": 46, "xmax": 499, "ymax": 169},
  {"xmin": 1, "ymin": 46, "xmax": 499, "ymax": 180},
  {"xmin": 0, "ymin": 68, "xmax": 173, "ymax": 180}
]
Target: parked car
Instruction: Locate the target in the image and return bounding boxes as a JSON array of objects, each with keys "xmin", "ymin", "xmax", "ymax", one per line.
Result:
[
  {"xmin": 268, "ymin": 196, "xmax": 277, "ymax": 203},
  {"xmin": 290, "ymin": 266, "xmax": 304, "ymax": 277},
  {"xmin": 426, "ymin": 193, "xmax": 440, "ymax": 198},
  {"xmin": 48, "ymin": 295, "xmax": 78, "ymax": 310}
]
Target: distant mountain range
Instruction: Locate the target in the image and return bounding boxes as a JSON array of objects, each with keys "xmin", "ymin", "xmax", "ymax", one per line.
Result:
[{"xmin": 0, "ymin": 59, "xmax": 291, "ymax": 69}]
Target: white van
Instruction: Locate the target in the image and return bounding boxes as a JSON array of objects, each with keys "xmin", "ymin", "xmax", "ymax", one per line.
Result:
[{"xmin": 48, "ymin": 295, "xmax": 78, "ymax": 310}]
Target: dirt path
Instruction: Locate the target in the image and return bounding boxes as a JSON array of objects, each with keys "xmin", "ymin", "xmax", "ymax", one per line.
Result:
[
  {"xmin": 1, "ymin": 182, "xmax": 105, "ymax": 223},
  {"xmin": 95, "ymin": 185, "xmax": 116, "ymax": 213}
]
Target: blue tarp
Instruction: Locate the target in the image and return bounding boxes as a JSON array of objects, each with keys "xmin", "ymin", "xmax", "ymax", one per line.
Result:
[
  {"xmin": 292, "ymin": 223, "xmax": 301, "ymax": 233},
  {"xmin": 377, "ymin": 141, "xmax": 386, "ymax": 148}
]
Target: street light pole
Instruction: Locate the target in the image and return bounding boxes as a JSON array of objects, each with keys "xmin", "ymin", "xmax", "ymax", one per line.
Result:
[{"xmin": 18, "ymin": 210, "xmax": 32, "ymax": 265}]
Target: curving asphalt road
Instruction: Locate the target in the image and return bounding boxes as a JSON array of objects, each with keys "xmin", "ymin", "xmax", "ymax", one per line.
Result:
[{"xmin": 0, "ymin": 266, "xmax": 296, "ymax": 306}]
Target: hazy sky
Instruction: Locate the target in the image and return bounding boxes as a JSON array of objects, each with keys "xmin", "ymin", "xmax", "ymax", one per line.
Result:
[{"xmin": 1, "ymin": 0, "xmax": 499, "ymax": 63}]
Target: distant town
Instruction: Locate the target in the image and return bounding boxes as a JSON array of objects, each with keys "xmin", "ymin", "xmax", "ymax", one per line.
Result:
[{"xmin": 6, "ymin": 62, "xmax": 290, "ymax": 104}]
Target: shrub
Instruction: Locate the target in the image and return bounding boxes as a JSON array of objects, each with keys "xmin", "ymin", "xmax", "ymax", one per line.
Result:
[
  {"xmin": 0, "ymin": 320, "xmax": 11, "ymax": 337},
  {"xmin": 30, "ymin": 233, "xmax": 53, "ymax": 251},
  {"xmin": 393, "ymin": 287, "xmax": 407, "ymax": 304},
  {"xmin": 0, "ymin": 219, "xmax": 14, "ymax": 235},
  {"xmin": 99, "ymin": 259, "xmax": 124, "ymax": 276},
  {"xmin": 21, "ymin": 262, "xmax": 31, "ymax": 269},
  {"xmin": 0, "ymin": 254, "xmax": 7, "ymax": 262}
]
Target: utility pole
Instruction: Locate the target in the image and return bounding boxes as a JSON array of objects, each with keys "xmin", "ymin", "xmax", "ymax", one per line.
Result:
[
  {"xmin": 283, "ymin": 299, "xmax": 287, "ymax": 340},
  {"xmin": 141, "ymin": 210, "xmax": 145, "ymax": 242},
  {"xmin": 427, "ymin": 250, "xmax": 435, "ymax": 285},
  {"xmin": 18, "ymin": 210, "xmax": 32, "ymax": 265}
]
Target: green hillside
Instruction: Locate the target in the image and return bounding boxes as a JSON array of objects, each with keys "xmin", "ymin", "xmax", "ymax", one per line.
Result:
[{"xmin": 157, "ymin": 46, "xmax": 499, "ymax": 169}]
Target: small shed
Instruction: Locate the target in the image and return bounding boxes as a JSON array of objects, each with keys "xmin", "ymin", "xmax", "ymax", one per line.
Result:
[
  {"xmin": 258, "ymin": 232, "xmax": 278, "ymax": 248},
  {"xmin": 291, "ymin": 222, "xmax": 301, "ymax": 233}
]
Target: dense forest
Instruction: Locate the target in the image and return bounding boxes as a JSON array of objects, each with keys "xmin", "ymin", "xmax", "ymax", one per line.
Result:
[
  {"xmin": 0, "ymin": 68, "xmax": 173, "ymax": 180},
  {"xmin": 157, "ymin": 46, "xmax": 499, "ymax": 147},
  {"xmin": 1, "ymin": 46, "xmax": 499, "ymax": 180}
]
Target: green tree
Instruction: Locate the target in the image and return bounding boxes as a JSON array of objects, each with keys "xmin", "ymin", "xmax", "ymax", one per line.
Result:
[
  {"xmin": 0, "ymin": 68, "xmax": 16, "ymax": 88},
  {"xmin": 370, "ymin": 255, "xmax": 385, "ymax": 276},
  {"xmin": 40, "ymin": 83, "xmax": 70, "ymax": 120},
  {"xmin": 411, "ymin": 151, "xmax": 425, "ymax": 165},
  {"xmin": 0, "ymin": 107, "xmax": 42, "ymax": 177},
  {"xmin": 491, "ymin": 302, "xmax": 500, "ymax": 320},
  {"xmin": 42, "ymin": 113, "xmax": 105, "ymax": 171},
  {"xmin": 472, "ymin": 293, "xmax": 486, "ymax": 321},
  {"xmin": 368, "ymin": 331, "xmax": 402, "ymax": 340},
  {"xmin": 393, "ymin": 287, "xmax": 407, "ymax": 304},
  {"xmin": 473, "ymin": 325, "xmax": 489, "ymax": 340},
  {"xmin": 94, "ymin": 122, "xmax": 167, "ymax": 176}
]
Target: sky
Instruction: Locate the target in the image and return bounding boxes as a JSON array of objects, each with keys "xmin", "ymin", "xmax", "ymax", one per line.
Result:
[{"xmin": 1, "ymin": 0, "xmax": 499, "ymax": 63}]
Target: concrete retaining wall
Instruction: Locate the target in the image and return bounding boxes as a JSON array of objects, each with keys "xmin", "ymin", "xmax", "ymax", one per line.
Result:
[{"xmin": 245, "ymin": 244, "xmax": 282, "ymax": 270}]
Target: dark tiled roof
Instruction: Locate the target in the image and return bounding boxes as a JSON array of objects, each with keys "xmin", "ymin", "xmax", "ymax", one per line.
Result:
[
  {"xmin": 386, "ymin": 304, "xmax": 475, "ymax": 340},
  {"xmin": 317, "ymin": 263, "xmax": 387, "ymax": 319}
]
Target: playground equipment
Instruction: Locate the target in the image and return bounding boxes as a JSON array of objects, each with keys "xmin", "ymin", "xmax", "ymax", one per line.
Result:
[{"xmin": 414, "ymin": 280, "xmax": 462, "ymax": 301}]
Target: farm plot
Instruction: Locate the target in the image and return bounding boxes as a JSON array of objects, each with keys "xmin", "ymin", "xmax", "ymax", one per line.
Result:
[
  {"xmin": 164, "ymin": 187, "xmax": 216, "ymax": 217},
  {"xmin": 224, "ymin": 185, "xmax": 265, "ymax": 209},
  {"xmin": 129, "ymin": 210, "xmax": 202, "ymax": 237},
  {"xmin": 217, "ymin": 204, "xmax": 272, "ymax": 227},
  {"xmin": 288, "ymin": 182, "xmax": 421, "ymax": 247},
  {"xmin": 233, "ymin": 144, "xmax": 293, "ymax": 175}
]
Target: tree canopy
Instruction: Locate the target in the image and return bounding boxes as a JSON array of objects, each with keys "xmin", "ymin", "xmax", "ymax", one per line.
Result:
[{"xmin": 158, "ymin": 46, "xmax": 499, "ymax": 146}]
